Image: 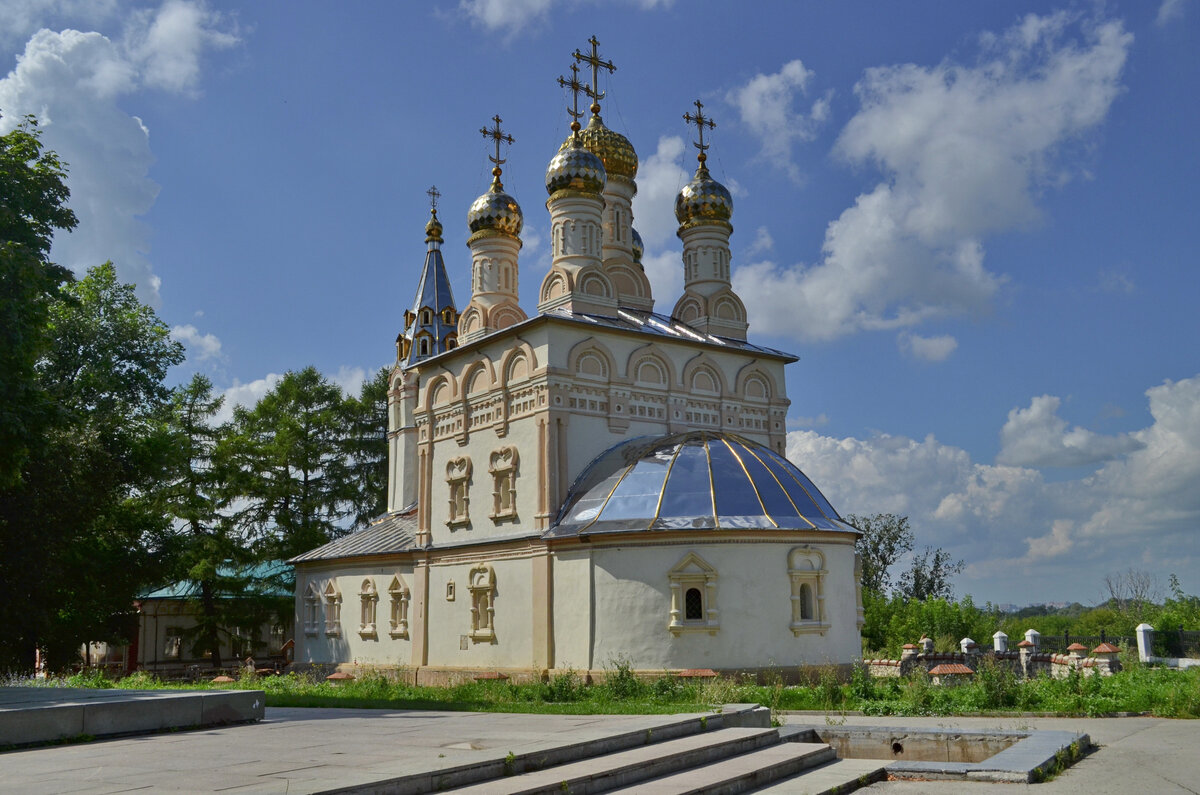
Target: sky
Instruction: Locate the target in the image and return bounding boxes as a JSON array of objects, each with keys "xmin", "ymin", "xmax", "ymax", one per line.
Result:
[{"xmin": 2, "ymin": 0, "xmax": 1197, "ymax": 607}]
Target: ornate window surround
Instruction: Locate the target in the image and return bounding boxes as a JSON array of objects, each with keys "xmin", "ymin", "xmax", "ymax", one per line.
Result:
[
  {"xmin": 489, "ymin": 446, "xmax": 519, "ymax": 522},
  {"xmin": 446, "ymin": 456, "xmax": 472, "ymax": 529},
  {"xmin": 358, "ymin": 578, "xmax": 378, "ymax": 638},
  {"xmin": 467, "ymin": 563, "xmax": 497, "ymax": 643},
  {"xmin": 789, "ymin": 546, "xmax": 829, "ymax": 636},
  {"xmin": 323, "ymin": 581, "xmax": 342, "ymax": 637},
  {"xmin": 668, "ymin": 552, "xmax": 719, "ymax": 636},
  {"xmin": 388, "ymin": 575, "xmax": 411, "ymax": 639},
  {"xmin": 303, "ymin": 582, "xmax": 321, "ymax": 636}
]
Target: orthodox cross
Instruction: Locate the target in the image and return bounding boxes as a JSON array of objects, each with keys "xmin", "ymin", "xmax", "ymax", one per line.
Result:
[
  {"xmin": 683, "ymin": 100, "xmax": 716, "ymax": 161},
  {"xmin": 426, "ymin": 185, "xmax": 440, "ymax": 213},
  {"xmin": 557, "ymin": 63, "xmax": 588, "ymax": 135},
  {"xmin": 480, "ymin": 115, "xmax": 515, "ymax": 168},
  {"xmin": 573, "ymin": 35, "xmax": 615, "ymax": 112}
]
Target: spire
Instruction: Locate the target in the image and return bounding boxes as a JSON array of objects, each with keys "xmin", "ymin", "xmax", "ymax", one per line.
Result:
[{"xmin": 399, "ymin": 186, "xmax": 458, "ymax": 368}]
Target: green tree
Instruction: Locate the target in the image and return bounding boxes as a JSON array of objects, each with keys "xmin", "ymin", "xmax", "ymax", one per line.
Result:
[
  {"xmin": 344, "ymin": 366, "xmax": 391, "ymax": 531},
  {"xmin": 897, "ymin": 546, "xmax": 965, "ymax": 602},
  {"xmin": 846, "ymin": 513, "xmax": 913, "ymax": 596},
  {"xmin": 221, "ymin": 367, "xmax": 355, "ymax": 559},
  {"xmin": 0, "ymin": 263, "xmax": 183, "ymax": 670},
  {"xmin": 0, "ymin": 115, "xmax": 77, "ymax": 487}
]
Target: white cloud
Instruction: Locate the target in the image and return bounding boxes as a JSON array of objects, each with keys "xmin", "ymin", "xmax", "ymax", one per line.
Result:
[
  {"xmin": 0, "ymin": 0, "xmax": 119, "ymax": 47},
  {"xmin": 787, "ymin": 374, "xmax": 1200, "ymax": 599},
  {"xmin": 787, "ymin": 413, "xmax": 829, "ymax": 429},
  {"xmin": 899, "ymin": 331, "xmax": 958, "ymax": 362},
  {"xmin": 736, "ymin": 13, "xmax": 1132, "ymax": 342},
  {"xmin": 0, "ymin": 1, "xmax": 239, "ymax": 307},
  {"xmin": 640, "ymin": 248, "xmax": 682, "ymax": 312},
  {"xmin": 170, "ymin": 323, "xmax": 223, "ymax": 362},
  {"xmin": 1156, "ymin": 0, "xmax": 1187, "ymax": 26},
  {"xmin": 745, "ymin": 225, "xmax": 774, "ymax": 257},
  {"xmin": 726, "ymin": 59, "xmax": 830, "ymax": 181},
  {"xmin": 1097, "ymin": 268, "xmax": 1135, "ymax": 294},
  {"xmin": 331, "ymin": 365, "xmax": 368, "ymax": 397},
  {"xmin": 214, "ymin": 373, "xmax": 282, "ymax": 424},
  {"xmin": 997, "ymin": 394, "xmax": 1144, "ymax": 467},
  {"xmin": 631, "ymin": 135, "xmax": 689, "ymax": 250},
  {"xmin": 458, "ymin": 0, "xmax": 672, "ymax": 37}
]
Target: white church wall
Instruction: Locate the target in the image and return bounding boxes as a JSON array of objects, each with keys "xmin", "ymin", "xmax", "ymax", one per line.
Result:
[
  {"xmin": 589, "ymin": 540, "xmax": 861, "ymax": 671},
  {"xmin": 294, "ymin": 562, "xmax": 415, "ymax": 666},
  {"xmin": 550, "ymin": 548, "xmax": 594, "ymax": 671},
  {"xmin": 424, "ymin": 554, "xmax": 535, "ymax": 669}
]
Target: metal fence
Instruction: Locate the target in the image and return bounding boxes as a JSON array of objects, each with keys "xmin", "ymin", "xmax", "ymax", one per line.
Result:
[
  {"xmin": 1036, "ymin": 631, "xmax": 1135, "ymax": 654},
  {"xmin": 1152, "ymin": 627, "xmax": 1200, "ymax": 658}
]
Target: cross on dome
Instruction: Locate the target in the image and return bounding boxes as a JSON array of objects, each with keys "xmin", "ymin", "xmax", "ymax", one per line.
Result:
[
  {"xmin": 573, "ymin": 35, "xmax": 615, "ymax": 115},
  {"xmin": 683, "ymin": 100, "xmax": 716, "ymax": 164},
  {"xmin": 558, "ymin": 63, "xmax": 588, "ymax": 135},
  {"xmin": 426, "ymin": 185, "xmax": 440, "ymax": 212},
  {"xmin": 480, "ymin": 115, "xmax": 515, "ymax": 187}
]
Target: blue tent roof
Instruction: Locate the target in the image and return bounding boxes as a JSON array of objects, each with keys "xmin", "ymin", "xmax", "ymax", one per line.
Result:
[{"xmin": 399, "ymin": 211, "xmax": 458, "ymax": 368}]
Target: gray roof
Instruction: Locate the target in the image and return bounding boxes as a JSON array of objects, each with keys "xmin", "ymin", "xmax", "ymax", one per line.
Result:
[{"xmin": 290, "ymin": 512, "xmax": 418, "ymax": 563}]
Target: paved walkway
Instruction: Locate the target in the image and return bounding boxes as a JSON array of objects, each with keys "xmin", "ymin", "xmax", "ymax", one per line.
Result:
[{"xmin": 1, "ymin": 706, "xmax": 1196, "ymax": 793}]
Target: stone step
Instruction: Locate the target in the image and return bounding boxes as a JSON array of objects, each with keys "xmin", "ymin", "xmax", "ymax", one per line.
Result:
[
  {"xmin": 443, "ymin": 727, "xmax": 782, "ymax": 795},
  {"xmin": 606, "ymin": 742, "xmax": 836, "ymax": 795},
  {"xmin": 749, "ymin": 758, "xmax": 888, "ymax": 794}
]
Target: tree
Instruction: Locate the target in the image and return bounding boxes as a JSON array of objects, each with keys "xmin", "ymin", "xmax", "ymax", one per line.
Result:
[
  {"xmin": 221, "ymin": 367, "xmax": 355, "ymax": 559},
  {"xmin": 846, "ymin": 513, "xmax": 913, "ymax": 596},
  {"xmin": 344, "ymin": 367, "xmax": 391, "ymax": 532},
  {"xmin": 896, "ymin": 546, "xmax": 965, "ymax": 601},
  {"xmin": 0, "ymin": 263, "xmax": 183, "ymax": 670},
  {"xmin": 1103, "ymin": 567, "xmax": 1161, "ymax": 624},
  {"xmin": 0, "ymin": 114, "xmax": 77, "ymax": 487}
]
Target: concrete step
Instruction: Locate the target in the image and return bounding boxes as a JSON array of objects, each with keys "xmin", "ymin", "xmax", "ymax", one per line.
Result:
[
  {"xmin": 443, "ymin": 727, "xmax": 782, "ymax": 795},
  {"xmin": 749, "ymin": 758, "xmax": 887, "ymax": 794},
  {"xmin": 606, "ymin": 742, "xmax": 837, "ymax": 795}
]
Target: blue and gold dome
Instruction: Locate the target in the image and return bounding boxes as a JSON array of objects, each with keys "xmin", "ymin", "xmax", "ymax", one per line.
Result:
[
  {"xmin": 546, "ymin": 136, "xmax": 606, "ymax": 195},
  {"xmin": 468, "ymin": 172, "xmax": 523, "ymax": 238},
  {"xmin": 631, "ymin": 227, "xmax": 644, "ymax": 263},
  {"xmin": 547, "ymin": 431, "xmax": 854, "ymax": 537},
  {"xmin": 675, "ymin": 160, "xmax": 733, "ymax": 226}
]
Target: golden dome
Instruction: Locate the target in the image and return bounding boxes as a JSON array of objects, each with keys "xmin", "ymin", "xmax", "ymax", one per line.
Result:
[
  {"xmin": 546, "ymin": 136, "xmax": 606, "ymax": 195},
  {"xmin": 560, "ymin": 114, "xmax": 637, "ymax": 181},
  {"xmin": 425, "ymin": 208, "xmax": 443, "ymax": 244},
  {"xmin": 468, "ymin": 174, "xmax": 523, "ymax": 238},
  {"xmin": 674, "ymin": 161, "xmax": 732, "ymax": 225}
]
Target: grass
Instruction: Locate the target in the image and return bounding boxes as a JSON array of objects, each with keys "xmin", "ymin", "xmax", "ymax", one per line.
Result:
[{"xmin": 9, "ymin": 659, "xmax": 1199, "ymax": 719}]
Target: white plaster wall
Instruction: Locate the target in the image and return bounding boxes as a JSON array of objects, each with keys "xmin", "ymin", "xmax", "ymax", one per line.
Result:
[
  {"xmin": 550, "ymin": 549, "xmax": 593, "ymax": 670},
  {"xmin": 295, "ymin": 562, "xmax": 414, "ymax": 666},
  {"xmin": 590, "ymin": 540, "xmax": 861, "ymax": 671},
  {"xmin": 424, "ymin": 555, "xmax": 534, "ymax": 669}
]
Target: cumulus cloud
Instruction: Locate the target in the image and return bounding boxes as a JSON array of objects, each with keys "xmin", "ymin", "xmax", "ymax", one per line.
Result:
[
  {"xmin": 1156, "ymin": 0, "xmax": 1187, "ymax": 26},
  {"xmin": 1097, "ymin": 268, "xmax": 1135, "ymax": 294},
  {"xmin": 0, "ymin": 0, "xmax": 119, "ymax": 47},
  {"xmin": 787, "ymin": 374, "xmax": 1200, "ymax": 599},
  {"xmin": 737, "ymin": 13, "xmax": 1132, "ymax": 342},
  {"xmin": 631, "ymin": 135, "xmax": 689, "ymax": 250},
  {"xmin": 170, "ymin": 323, "xmax": 224, "ymax": 362},
  {"xmin": 0, "ymin": 1, "xmax": 238, "ymax": 306},
  {"xmin": 458, "ymin": 0, "xmax": 672, "ymax": 38},
  {"xmin": 997, "ymin": 394, "xmax": 1145, "ymax": 467},
  {"xmin": 745, "ymin": 225, "xmax": 774, "ymax": 257},
  {"xmin": 214, "ymin": 373, "xmax": 282, "ymax": 424},
  {"xmin": 726, "ymin": 59, "xmax": 831, "ymax": 181},
  {"xmin": 899, "ymin": 332, "xmax": 958, "ymax": 362},
  {"xmin": 331, "ymin": 365, "xmax": 368, "ymax": 397}
]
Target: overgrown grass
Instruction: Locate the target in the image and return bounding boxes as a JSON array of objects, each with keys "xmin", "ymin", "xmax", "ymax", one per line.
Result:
[{"xmin": 10, "ymin": 661, "xmax": 1199, "ymax": 719}]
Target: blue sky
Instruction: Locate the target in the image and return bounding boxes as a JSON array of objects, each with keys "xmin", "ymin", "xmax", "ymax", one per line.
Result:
[{"xmin": 2, "ymin": 0, "xmax": 1197, "ymax": 606}]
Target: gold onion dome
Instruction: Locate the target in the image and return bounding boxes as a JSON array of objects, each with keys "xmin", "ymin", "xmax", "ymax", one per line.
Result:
[
  {"xmin": 631, "ymin": 227, "xmax": 644, "ymax": 263},
  {"xmin": 675, "ymin": 160, "xmax": 733, "ymax": 225},
  {"xmin": 425, "ymin": 208, "xmax": 443, "ymax": 243},
  {"xmin": 468, "ymin": 173, "xmax": 523, "ymax": 237},
  {"xmin": 560, "ymin": 114, "xmax": 637, "ymax": 181},
  {"xmin": 546, "ymin": 136, "xmax": 606, "ymax": 195}
]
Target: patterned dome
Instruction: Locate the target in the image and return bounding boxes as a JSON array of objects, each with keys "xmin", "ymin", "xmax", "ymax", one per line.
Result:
[
  {"xmin": 675, "ymin": 162, "xmax": 733, "ymax": 225},
  {"xmin": 548, "ymin": 431, "xmax": 853, "ymax": 537},
  {"xmin": 631, "ymin": 227, "xmax": 644, "ymax": 263},
  {"xmin": 559, "ymin": 114, "xmax": 637, "ymax": 181},
  {"xmin": 546, "ymin": 136, "xmax": 606, "ymax": 195},
  {"xmin": 468, "ymin": 176, "xmax": 523, "ymax": 238},
  {"xmin": 425, "ymin": 209, "xmax": 443, "ymax": 244}
]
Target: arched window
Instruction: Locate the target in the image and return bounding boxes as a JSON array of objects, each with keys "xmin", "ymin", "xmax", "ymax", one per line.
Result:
[
  {"xmin": 418, "ymin": 336, "xmax": 430, "ymax": 356},
  {"xmin": 420, "ymin": 308, "xmax": 432, "ymax": 325},
  {"xmin": 684, "ymin": 588, "xmax": 704, "ymax": 620},
  {"xmin": 323, "ymin": 582, "xmax": 341, "ymax": 636},
  {"xmin": 359, "ymin": 579, "xmax": 378, "ymax": 638},
  {"xmin": 789, "ymin": 547, "xmax": 828, "ymax": 636},
  {"xmin": 303, "ymin": 583, "xmax": 321, "ymax": 636},
  {"xmin": 388, "ymin": 576, "xmax": 410, "ymax": 639},
  {"xmin": 668, "ymin": 552, "xmax": 719, "ymax": 635},
  {"xmin": 799, "ymin": 583, "xmax": 813, "ymax": 621}
]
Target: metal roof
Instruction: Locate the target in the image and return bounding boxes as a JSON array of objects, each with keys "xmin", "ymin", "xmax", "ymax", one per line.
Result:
[
  {"xmin": 545, "ymin": 430, "xmax": 855, "ymax": 538},
  {"xmin": 400, "ymin": 242, "xmax": 458, "ymax": 369},
  {"xmin": 289, "ymin": 511, "xmax": 418, "ymax": 563},
  {"xmin": 139, "ymin": 560, "xmax": 292, "ymax": 600}
]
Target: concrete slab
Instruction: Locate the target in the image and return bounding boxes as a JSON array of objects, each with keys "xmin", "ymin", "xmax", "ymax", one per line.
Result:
[{"xmin": 0, "ymin": 687, "xmax": 264, "ymax": 747}]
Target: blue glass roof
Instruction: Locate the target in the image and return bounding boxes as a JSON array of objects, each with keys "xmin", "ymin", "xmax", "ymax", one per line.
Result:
[{"xmin": 546, "ymin": 431, "xmax": 855, "ymax": 537}]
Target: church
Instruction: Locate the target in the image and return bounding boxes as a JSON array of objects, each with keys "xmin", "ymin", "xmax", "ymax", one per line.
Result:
[{"xmin": 291, "ymin": 39, "xmax": 864, "ymax": 683}]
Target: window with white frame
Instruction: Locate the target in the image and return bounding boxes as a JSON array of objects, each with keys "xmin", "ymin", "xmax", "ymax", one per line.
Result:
[
  {"xmin": 467, "ymin": 564, "xmax": 496, "ymax": 642},
  {"xmin": 788, "ymin": 546, "xmax": 828, "ymax": 635},
  {"xmin": 323, "ymin": 581, "xmax": 342, "ymax": 636},
  {"xmin": 489, "ymin": 446, "xmax": 518, "ymax": 521},
  {"xmin": 164, "ymin": 627, "xmax": 182, "ymax": 659},
  {"xmin": 359, "ymin": 578, "xmax": 378, "ymax": 638},
  {"xmin": 303, "ymin": 583, "xmax": 321, "ymax": 636},
  {"xmin": 668, "ymin": 552, "xmax": 719, "ymax": 635},
  {"xmin": 388, "ymin": 575, "xmax": 410, "ymax": 638}
]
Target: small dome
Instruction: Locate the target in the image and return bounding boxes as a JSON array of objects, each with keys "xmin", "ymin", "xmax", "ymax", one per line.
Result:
[
  {"xmin": 631, "ymin": 227, "xmax": 644, "ymax": 263},
  {"xmin": 675, "ymin": 162, "xmax": 732, "ymax": 225},
  {"xmin": 546, "ymin": 136, "xmax": 606, "ymax": 195},
  {"xmin": 548, "ymin": 431, "xmax": 853, "ymax": 537},
  {"xmin": 560, "ymin": 114, "xmax": 638, "ymax": 181},
  {"xmin": 425, "ymin": 209, "xmax": 443, "ymax": 244},
  {"xmin": 468, "ymin": 177, "xmax": 523, "ymax": 238}
]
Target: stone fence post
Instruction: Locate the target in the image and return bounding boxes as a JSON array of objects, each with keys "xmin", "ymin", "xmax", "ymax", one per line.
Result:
[
  {"xmin": 1024, "ymin": 628, "xmax": 1041, "ymax": 651},
  {"xmin": 1136, "ymin": 623, "xmax": 1154, "ymax": 662},
  {"xmin": 993, "ymin": 631, "xmax": 1008, "ymax": 653}
]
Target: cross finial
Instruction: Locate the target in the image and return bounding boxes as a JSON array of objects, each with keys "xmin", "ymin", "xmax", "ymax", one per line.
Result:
[
  {"xmin": 683, "ymin": 100, "xmax": 716, "ymax": 164},
  {"xmin": 573, "ymin": 35, "xmax": 615, "ymax": 115},
  {"xmin": 557, "ymin": 63, "xmax": 588, "ymax": 135},
  {"xmin": 426, "ymin": 185, "xmax": 441, "ymax": 213},
  {"xmin": 480, "ymin": 115, "xmax": 515, "ymax": 185}
]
